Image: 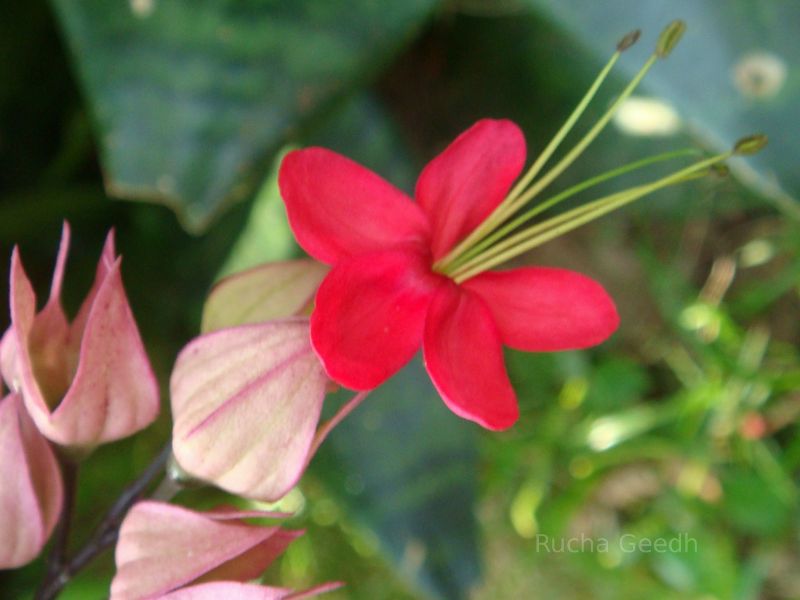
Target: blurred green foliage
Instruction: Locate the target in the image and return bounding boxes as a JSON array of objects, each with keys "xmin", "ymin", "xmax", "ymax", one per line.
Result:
[{"xmin": 1, "ymin": 1, "xmax": 799, "ymax": 599}]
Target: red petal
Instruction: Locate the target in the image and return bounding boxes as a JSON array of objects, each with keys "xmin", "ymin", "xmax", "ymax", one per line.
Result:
[
  {"xmin": 310, "ymin": 249, "xmax": 442, "ymax": 390},
  {"xmin": 423, "ymin": 284, "xmax": 518, "ymax": 430},
  {"xmin": 463, "ymin": 267, "xmax": 619, "ymax": 351},
  {"xmin": 279, "ymin": 148, "xmax": 430, "ymax": 264},
  {"xmin": 415, "ymin": 119, "xmax": 526, "ymax": 260}
]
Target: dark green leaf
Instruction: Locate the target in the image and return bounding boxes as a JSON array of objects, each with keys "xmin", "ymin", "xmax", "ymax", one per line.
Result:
[
  {"xmin": 51, "ymin": 0, "xmax": 436, "ymax": 231},
  {"xmin": 521, "ymin": 0, "xmax": 800, "ymax": 218}
]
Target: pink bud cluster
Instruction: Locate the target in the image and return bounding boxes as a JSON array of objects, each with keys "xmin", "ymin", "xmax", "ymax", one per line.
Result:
[
  {"xmin": 1, "ymin": 223, "xmax": 159, "ymax": 568},
  {"xmin": 1, "ymin": 225, "xmax": 339, "ymax": 600}
]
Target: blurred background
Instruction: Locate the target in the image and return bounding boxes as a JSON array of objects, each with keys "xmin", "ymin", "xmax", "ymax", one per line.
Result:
[{"xmin": 1, "ymin": 1, "xmax": 799, "ymax": 598}]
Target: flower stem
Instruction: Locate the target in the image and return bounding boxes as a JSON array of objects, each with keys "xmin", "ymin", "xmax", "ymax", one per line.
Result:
[
  {"xmin": 39, "ymin": 454, "xmax": 79, "ymax": 595},
  {"xmin": 149, "ymin": 472, "xmax": 184, "ymax": 503},
  {"xmin": 35, "ymin": 442, "xmax": 172, "ymax": 600},
  {"xmin": 307, "ymin": 390, "xmax": 371, "ymax": 460}
]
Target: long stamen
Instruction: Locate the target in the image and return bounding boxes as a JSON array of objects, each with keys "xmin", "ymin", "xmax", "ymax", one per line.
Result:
[
  {"xmin": 434, "ymin": 21, "xmax": 686, "ymax": 275},
  {"xmin": 432, "ymin": 29, "xmax": 641, "ymax": 273},
  {"xmin": 442, "ymin": 148, "xmax": 700, "ymax": 274},
  {"xmin": 455, "ymin": 132, "xmax": 767, "ymax": 281},
  {"xmin": 505, "ymin": 30, "xmax": 641, "ymax": 206},
  {"xmin": 451, "ymin": 150, "xmax": 730, "ymax": 283},
  {"xmin": 499, "ymin": 54, "xmax": 657, "ymax": 219},
  {"xmin": 503, "ymin": 21, "xmax": 686, "ymax": 220}
]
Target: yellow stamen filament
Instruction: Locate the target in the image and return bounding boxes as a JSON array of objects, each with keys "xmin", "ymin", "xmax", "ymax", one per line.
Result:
[
  {"xmin": 451, "ymin": 151, "xmax": 730, "ymax": 283},
  {"xmin": 498, "ymin": 54, "xmax": 658, "ymax": 223},
  {"xmin": 432, "ymin": 47, "xmax": 624, "ymax": 273},
  {"xmin": 433, "ymin": 21, "xmax": 694, "ymax": 279},
  {"xmin": 435, "ymin": 50, "xmax": 662, "ymax": 274},
  {"xmin": 443, "ymin": 148, "xmax": 700, "ymax": 274},
  {"xmin": 429, "ymin": 21, "xmax": 764, "ymax": 287}
]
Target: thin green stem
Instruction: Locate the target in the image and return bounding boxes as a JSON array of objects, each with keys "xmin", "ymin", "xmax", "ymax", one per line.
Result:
[
  {"xmin": 443, "ymin": 148, "xmax": 700, "ymax": 274},
  {"xmin": 35, "ymin": 443, "xmax": 172, "ymax": 600},
  {"xmin": 150, "ymin": 474, "xmax": 183, "ymax": 503}
]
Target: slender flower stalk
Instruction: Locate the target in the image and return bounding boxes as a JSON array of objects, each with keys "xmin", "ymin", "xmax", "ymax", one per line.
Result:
[
  {"xmin": 35, "ymin": 444, "xmax": 173, "ymax": 600},
  {"xmin": 307, "ymin": 390, "xmax": 371, "ymax": 460},
  {"xmin": 41, "ymin": 456, "xmax": 79, "ymax": 586}
]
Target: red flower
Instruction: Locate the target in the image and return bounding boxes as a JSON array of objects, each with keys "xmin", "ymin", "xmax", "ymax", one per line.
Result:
[{"xmin": 279, "ymin": 119, "xmax": 619, "ymax": 430}]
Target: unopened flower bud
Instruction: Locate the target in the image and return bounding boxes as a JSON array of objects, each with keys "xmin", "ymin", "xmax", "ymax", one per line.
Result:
[{"xmin": 8, "ymin": 223, "xmax": 159, "ymax": 450}]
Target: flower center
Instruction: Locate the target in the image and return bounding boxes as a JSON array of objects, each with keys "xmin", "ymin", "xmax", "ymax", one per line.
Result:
[{"xmin": 432, "ymin": 20, "xmax": 766, "ymax": 283}]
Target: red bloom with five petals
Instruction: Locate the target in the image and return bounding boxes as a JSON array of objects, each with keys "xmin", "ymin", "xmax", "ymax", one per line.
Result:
[{"xmin": 279, "ymin": 119, "xmax": 619, "ymax": 430}]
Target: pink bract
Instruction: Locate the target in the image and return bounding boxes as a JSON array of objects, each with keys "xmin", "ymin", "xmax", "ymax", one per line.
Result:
[
  {"xmin": 0, "ymin": 393, "xmax": 63, "ymax": 568},
  {"xmin": 279, "ymin": 119, "xmax": 619, "ymax": 430},
  {"xmin": 5, "ymin": 223, "xmax": 159, "ymax": 448},
  {"xmin": 110, "ymin": 501, "xmax": 339, "ymax": 600},
  {"xmin": 170, "ymin": 318, "xmax": 328, "ymax": 501}
]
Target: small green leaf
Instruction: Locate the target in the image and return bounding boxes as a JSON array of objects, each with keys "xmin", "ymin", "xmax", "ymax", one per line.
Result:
[{"xmin": 217, "ymin": 151, "xmax": 301, "ymax": 278}]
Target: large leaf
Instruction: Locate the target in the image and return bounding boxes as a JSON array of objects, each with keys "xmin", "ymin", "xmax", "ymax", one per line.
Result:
[
  {"xmin": 521, "ymin": 0, "xmax": 800, "ymax": 217},
  {"xmin": 314, "ymin": 357, "xmax": 481, "ymax": 600},
  {"xmin": 51, "ymin": 0, "xmax": 436, "ymax": 232}
]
